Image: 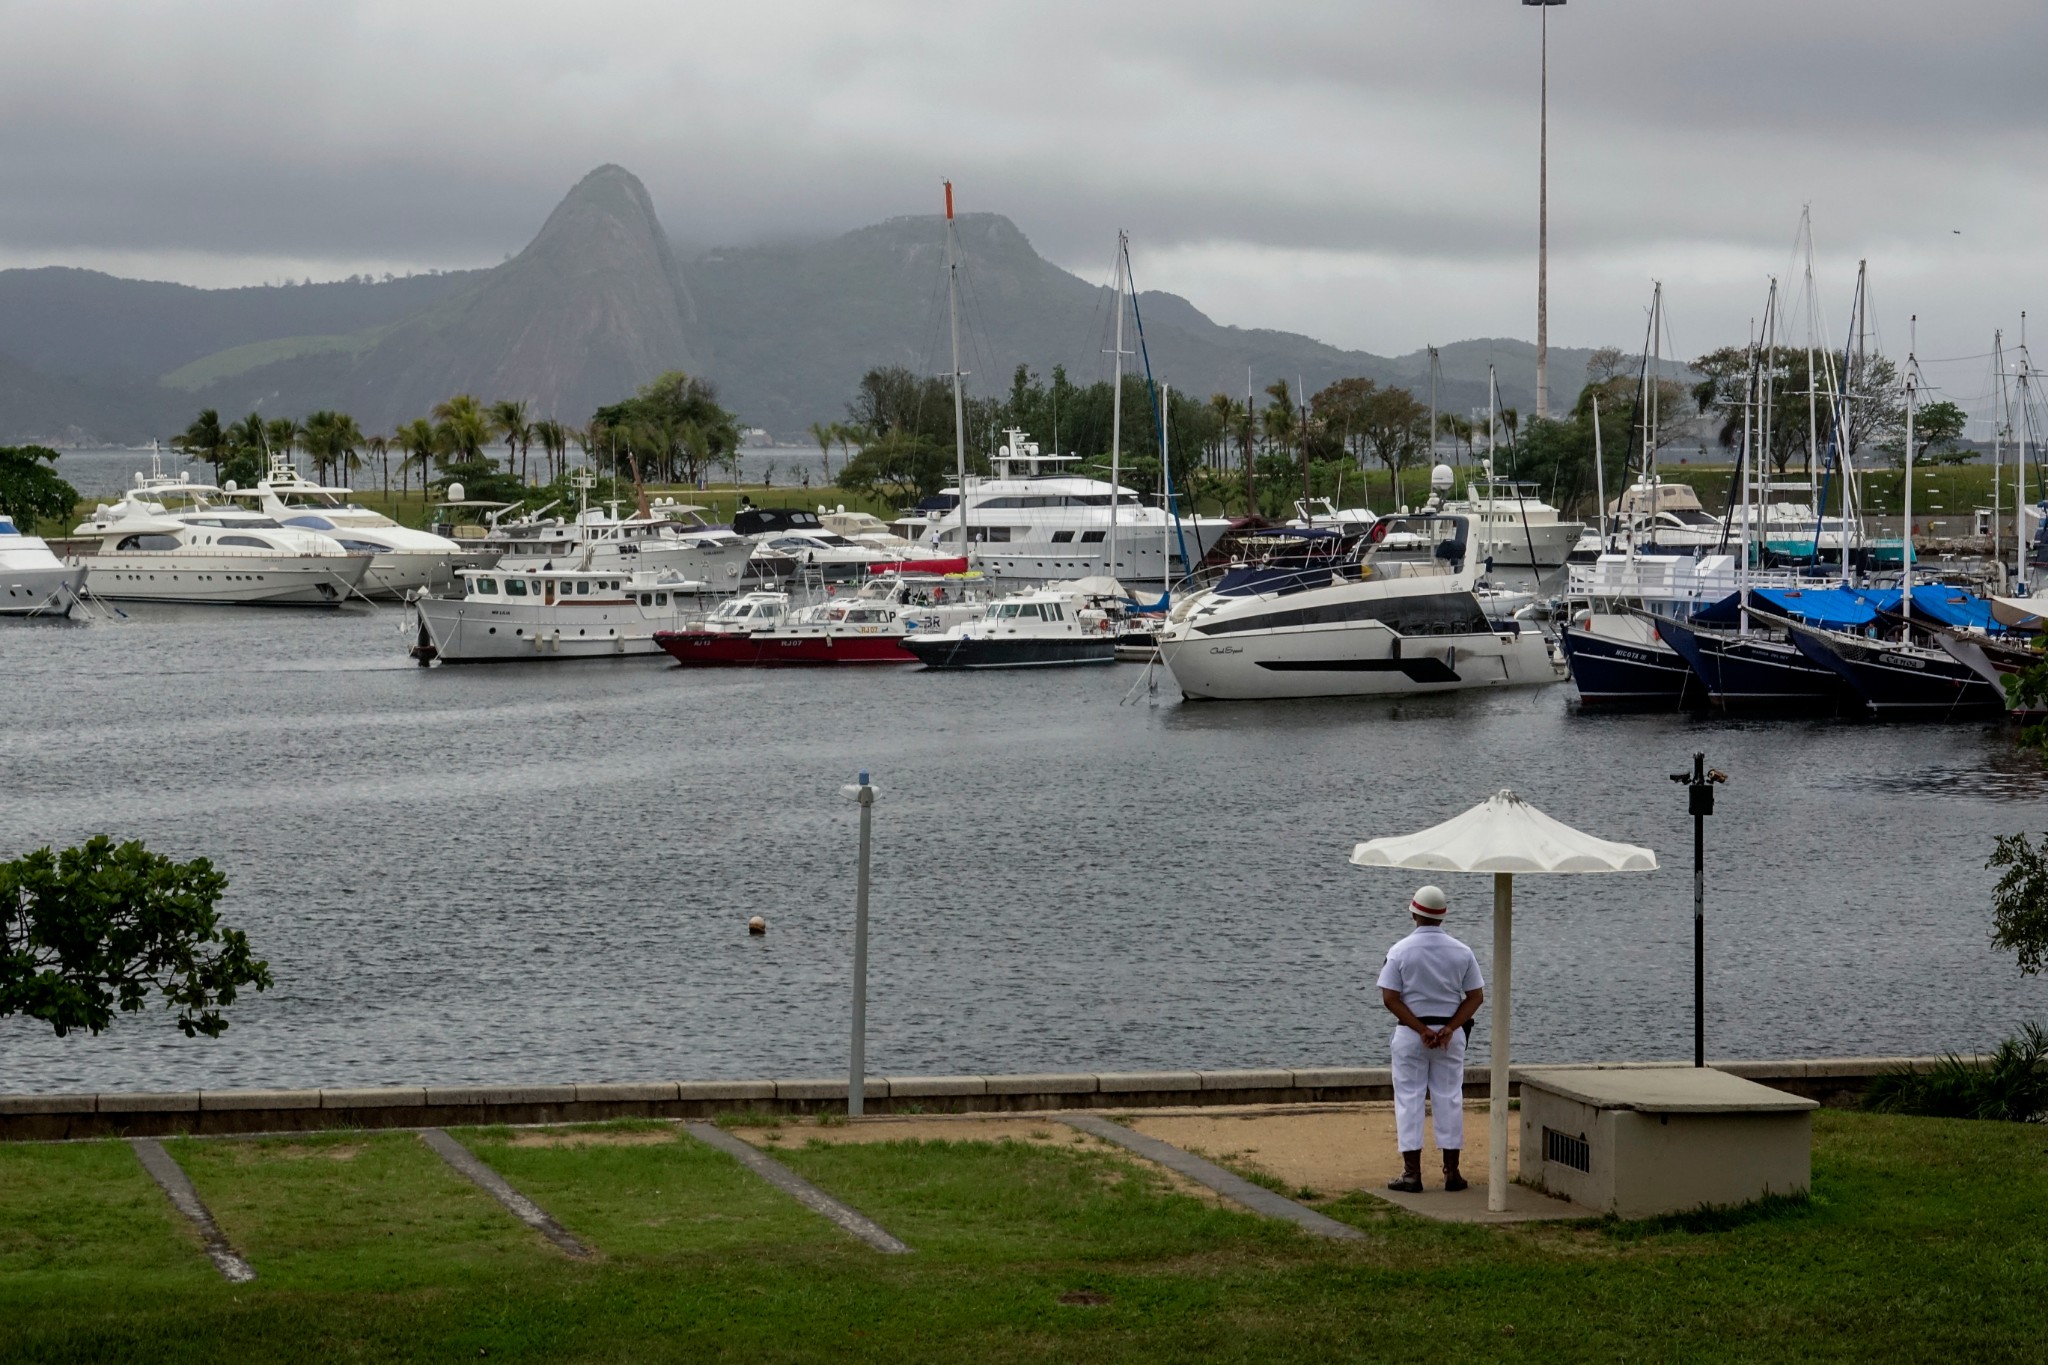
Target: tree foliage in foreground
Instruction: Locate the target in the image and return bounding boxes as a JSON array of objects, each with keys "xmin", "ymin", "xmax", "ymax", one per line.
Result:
[
  {"xmin": 1, "ymin": 837, "xmax": 271, "ymax": 1038},
  {"xmin": 0, "ymin": 445, "xmax": 79, "ymax": 532},
  {"xmin": 1987, "ymin": 831, "xmax": 2048, "ymax": 978}
]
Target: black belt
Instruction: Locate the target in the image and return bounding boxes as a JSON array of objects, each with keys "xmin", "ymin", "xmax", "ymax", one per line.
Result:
[{"xmin": 1419, "ymin": 1015, "xmax": 1475, "ymax": 1037}]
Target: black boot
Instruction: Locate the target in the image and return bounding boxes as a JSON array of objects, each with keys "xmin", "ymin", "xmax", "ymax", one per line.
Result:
[
  {"xmin": 1443, "ymin": 1150, "xmax": 1468, "ymax": 1193},
  {"xmin": 1387, "ymin": 1150, "xmax": 1423, "ymax": 1194}
]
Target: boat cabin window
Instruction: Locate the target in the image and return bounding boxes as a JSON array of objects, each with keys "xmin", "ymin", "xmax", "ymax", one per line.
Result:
[
  {"xmin": 1050, "ymin": 530, "xmax": 1074, "ymax": 543},
  {"xmin": 527, "ymin": 581, "xmax": 540, "ymax": 595},
  {"xmin": 505, "ymin": 579, "xmax": 528, "ymax": 597},
  {"xmin": 967, "ymin": 527, "xmax": 1012, "ymax": 543},
  {"xmin": 1047, "ymin": 604, "xmax": 1065, "ymax": 620},
  {"xmin": 218, "ymin": 535, "xmax": 272, "ymax": 549},
  {"xmin": 474, "ymin": 578, "xmax": 498, "ymax": 594},
  {"xmin": 1080, "ymin": 531, "xmax": 1106, "ymax": 543},
  {"xmin": 655, "ymin": 592, "xmax": 668, "ymax": 606},
  {"xmin": 115, "ymin": 534, "xmax": 181, "ymax": 551},
  {"xmin": 575, "ymin": 581, "xmax": 590, "ymax": 595}
]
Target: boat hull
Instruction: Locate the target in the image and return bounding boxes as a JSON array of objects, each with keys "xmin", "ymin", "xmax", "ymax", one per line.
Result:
[
  {"xmin": 1559, "ymin": 618, "xmax": 1700, "ymax": 708},
  {"xmin": 902, "ymin": 636, "xmax": 1117, "ymax": 669},
  {"xmin": 82, "ymin": 554, "xmax": 371, "ymax": 606},
  {"xmin": 655, "ymin": 631, "xmax": 766, "ymax": 666},
  {"xmin": 417, "ymin": 595, "xmax": 687, "ymax": 663},
  {"xmin": 1471, "ymin": 519, "xmax": 1584, "ymax": 568},
  {"xmin": 1783, "ymin": 623, "xmax": 2006, "ymax": 718},
  {"xmin": 1654, "ymin": 616, "xmax": 1851, "ymax": 713},
  {"xmin": 358, "ymin": 548, "xmax": 499, "ymax": 599},
  {"xmin": 1160, "ymin": 623, "xmax": 1561, "ymax": 700},
  {"xmin": 1, "ymin": 563, "xmax": 86, "ymax": 616}
]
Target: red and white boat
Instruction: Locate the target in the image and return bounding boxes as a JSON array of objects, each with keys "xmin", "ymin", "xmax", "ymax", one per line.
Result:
[{"xmin": 655, "ymin": 575, "xmax": 984, "ymax": 667}]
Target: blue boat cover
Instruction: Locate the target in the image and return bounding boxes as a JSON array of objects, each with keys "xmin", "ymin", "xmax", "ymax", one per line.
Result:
[
  {"xmin": 1694, "ymin": 586, "xmax": 1878, "ymax": 631},
  {"xmin": 1858, "ymin": 586, "xmax": 2002, "ymax": 632}
]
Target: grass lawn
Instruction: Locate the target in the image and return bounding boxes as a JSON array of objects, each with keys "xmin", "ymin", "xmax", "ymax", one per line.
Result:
[{"xmin": 0, "ymin": 1111, "xmax": 2041, "ymax": 1362}]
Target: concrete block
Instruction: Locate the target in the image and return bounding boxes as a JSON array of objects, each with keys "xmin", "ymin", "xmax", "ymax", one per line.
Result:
[
  {"xmin": 0, "ymin": 1093, "xmax": 95, "ymax": 1115},
  {"xmin": 675, "ymin": 1079, "xmax": 775, "ymax": 1102},
  {"xmin": 882, "ymin": 1075, "xmax": 987, "ymax": 1098},
  {"xmin": 1289, "ymin": 1067, "xmax": 1388, "ymax": 1089},
  {"xmin": 321, "ymin": 1087, "xmax": 427, "ymax": 1110},
  {"xmin": 1097, "ymin": 1071, "xmax": 1201, "ymax": 1094},
  {"xmin": 424, "ymin": 1085, "xmax": 578, "ymax": 1107},
  {"xmin": 773, "ymin": 1077, "xmax": 859, "ymax": 1100},
  {"xmin": 984, "ymin": 1072, "xmax": 1097, "ymax": 1096},
  {"xmin": 99, "ymin": 1091, "xmax": 199, "ymax": 1113},
  {"xmin": 201, "ymin": 1089, "xmax": 321, "ymax": 1111},
  {"xmin": 575, "ymin": 1082, "xmax": 680, "ymax": 1103},
  {"xmin": 1199, "ymin": 1069, "xmax": 1295, "ymax": 1092}
]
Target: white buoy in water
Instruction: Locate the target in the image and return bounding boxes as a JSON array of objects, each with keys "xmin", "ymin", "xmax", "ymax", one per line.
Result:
[{"xmin": 747, "ymin": 915, "xmax": 766, "ymax": 936}]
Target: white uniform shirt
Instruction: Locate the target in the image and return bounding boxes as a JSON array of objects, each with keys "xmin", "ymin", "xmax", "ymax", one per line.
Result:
[{"xmin": 1375, "ymin": 925, "xmax": 1484, "ymax": 1017}]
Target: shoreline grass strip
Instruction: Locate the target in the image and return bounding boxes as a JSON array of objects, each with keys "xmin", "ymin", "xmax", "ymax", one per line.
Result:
[
  {"xmin": 1057, "ymin": 1113, "xmax": 1366, "ymax": 1241},
  {"xmin": 127, "ymin": 1138, "xmax": 257, "ymax": 1282},
  {"xmin": 419, "ymin": 1129, "xmax": 591, "ymax": 1259},
  {"xmin": 682, "ymin": 1121, "xmax": 910, "ymax": 1254}
]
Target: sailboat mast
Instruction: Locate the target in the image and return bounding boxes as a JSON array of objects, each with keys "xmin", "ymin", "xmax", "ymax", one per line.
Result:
[
  {"xmin": 2018, "ymin": 312, "xmax": 2031, "ymax": 593},
  {"xmin": 1109, "ymin": 232, "xmax": 1127, "ymax": 579},
  {"xmin": 1591, "ymin": 394, "xmax": 1606, "ymax": 552},
  {"xmin": 1903, "ymin": 326, "xmax": 1916, "ymax": 621},
  {"xmin": 1161, "ymin": 381, "xmax": 1172, "ymax": 600},
  {"xmin": 1992, "ymin": 329, "xmax": 2005, "ymax": 569},
  {"xmin": 944, "ymin": 182, "xmax": 971, "ymax": 555}
]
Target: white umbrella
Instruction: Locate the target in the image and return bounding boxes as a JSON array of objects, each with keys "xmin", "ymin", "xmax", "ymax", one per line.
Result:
[{"xmin": 1351, "ymin": 788, "xmax": 1658, "ymax": 1211}]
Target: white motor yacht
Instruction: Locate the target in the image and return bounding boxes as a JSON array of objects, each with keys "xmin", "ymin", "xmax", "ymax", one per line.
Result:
[
  {"xmin": 409, "ymin": 566, "xmax": 708, "ymax": 664},
  {"xmin": 0, "ymin": 514, "xmax": 86, "ymax": 616},
  {"xmin": 913, "ymin": 428, "xmax": 1234, "ymax": 583},
  {"xmin": 1606, "ymin": 480, "xmax": 1727, "ymax": 553},
  {"xmin": 70, "ymin": 466, "xmax": 371, "ymax": 606},
  {"xmin": 236, "ymin": 453, "xmax": 495, "ymax": 597},
  {"xmin": 1158, "ymin": 513, "xmax": 1565, "ymax": 700},
  {"xmin": 475, "ymin": 477, "xmax": 753, "ymax": 589},
  {"xmin": 1440, "ymin": 463, "xmax": 1584, "ymax": 567}
]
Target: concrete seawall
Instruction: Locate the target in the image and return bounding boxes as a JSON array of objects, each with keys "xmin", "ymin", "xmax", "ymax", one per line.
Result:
[{"xmin": 0, "ymin": 1058, "xmax": 1933, "ymax": 1142}]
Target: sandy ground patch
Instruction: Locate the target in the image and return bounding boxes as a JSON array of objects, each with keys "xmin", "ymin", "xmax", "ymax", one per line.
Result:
[
  {"xmin": 229, "ymin": 1141, "xmax": 364, "ymax": 1162},
  {"xmin": 505, "ymin": 1128, "xmax": 680, "ymax": 1149},
  {"xmin": 1129, "ymin": 1103, "xmax": 1521, "ymax": 1196}
]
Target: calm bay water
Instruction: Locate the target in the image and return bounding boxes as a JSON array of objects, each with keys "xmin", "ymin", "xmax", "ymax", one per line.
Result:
[{"xmin": 2, "ymin": 601, "xmax": 2044, "ymax": 1093}]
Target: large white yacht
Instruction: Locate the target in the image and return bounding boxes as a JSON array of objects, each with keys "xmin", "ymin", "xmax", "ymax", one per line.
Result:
[
  {"xmin": 409, "ymin": 565, "xmax": 707, "ymax": 663},
  {"xmin": 913, "ymin": 428, "xmax": 1233, "ymax": 583},
  {"xmin": 234, "ymin": 453, "xmax": 494, "ymax": 597},
  {"xmin": 1603, "ymin": 480, "xmax": 1727, "ymax": 553},
  {"xmin": 1158, "ymin": 513, "xmax": 1564, "ymax": 700},
  {"xmin": 469, "ymin": 476, "xmax": 753, "ymax": 589},
  {"xmin": 70, "ymin": 464, "xmax": 372, "ymax": 606},
  {"xmin": 0, "ymin": 514, "xmax": 85, "ymax": 616},
  {"xmin": 1441, "ymin": 463, "xmax": 1584, "ymax": 567}
]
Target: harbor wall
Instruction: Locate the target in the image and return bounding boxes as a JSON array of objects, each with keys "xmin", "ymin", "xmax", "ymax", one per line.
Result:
[{"xmin": 0, "ymin": 1058, "xmax": 1934, "ymax": 1141}]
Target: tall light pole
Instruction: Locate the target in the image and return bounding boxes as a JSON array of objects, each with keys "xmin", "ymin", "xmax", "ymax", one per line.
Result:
[{"xmin": 1526, "ymin": 0, "xmax": 1564, "ymax": 421}]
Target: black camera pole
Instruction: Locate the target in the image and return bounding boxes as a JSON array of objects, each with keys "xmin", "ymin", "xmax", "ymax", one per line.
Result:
[{"xmin": 1671, "ymin": 753, "xmax": 1727, "ymax": 1068}]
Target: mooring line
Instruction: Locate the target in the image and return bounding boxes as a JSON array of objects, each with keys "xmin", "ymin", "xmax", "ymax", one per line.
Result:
[
  {"xmin": 129, "ymin": 1138, "xmax": 258, "ymax": 1282},
  {"xmin": 419, "ymin": 1129, "xmax": 592, "ymax": 1259},
  {"xmin": 1057, "ymin": 1113, "xmax": 1367, "ymax": 1241},
  {"xmin": 682, "ymin": 1122, "xmax": 911, "ymax": 1254}
]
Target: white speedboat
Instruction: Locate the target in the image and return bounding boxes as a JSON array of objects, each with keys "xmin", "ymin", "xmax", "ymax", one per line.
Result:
[
  {"xmin": 913, "ymin": 428, "xmax": 1233, "ymax": 583},
  {"xmin": 71, "ymin": 468, "xmax": 371, "ymax": 607},
  {"xmin": 1441, "ymin": 463, "xmax": 1583, "ymax": 567},
  {"xmin": 0, "ymin": 514, "xmax": 85, "ymax": 616},
  {"xmin": 236, "ymin": 454, "xmax": 495, "ymax": 597},
  {"xmin": 1158, "ymin": 513, "xmax": 1565, "ymax": 700},
  {"xmin": 900, "ymin": 579, "xmax": 1125, "ymax": 668},
  {"xmin": 409, "ymin": 566, "xmax": 708, "ymax": 664}
]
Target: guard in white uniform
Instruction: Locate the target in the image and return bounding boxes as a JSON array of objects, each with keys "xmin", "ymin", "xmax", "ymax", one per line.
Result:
[{"xmin": 1376, "ymin": 885, "xmax": 1485, "ymax": 1193}]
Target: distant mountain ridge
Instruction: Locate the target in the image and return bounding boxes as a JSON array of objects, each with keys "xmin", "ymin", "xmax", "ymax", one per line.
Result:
[{"xmin": 0, "ymin": 164, "xmax": 1607, "ymax": 445}]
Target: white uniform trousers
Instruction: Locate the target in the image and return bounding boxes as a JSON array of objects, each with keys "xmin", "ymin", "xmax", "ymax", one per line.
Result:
[{"xmin": 1390, "ymin": 1024, "xmax": 1466, "ymax": 1152}]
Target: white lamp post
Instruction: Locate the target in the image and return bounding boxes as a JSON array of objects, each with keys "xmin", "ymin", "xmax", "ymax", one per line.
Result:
[
  {"xmin": 1351, "ymin": 788, "xmax": 1656, "ymax": 1213},
  {"xmin": 840, "ymin": 770, "xmax": 878, "ymax": 1116}
]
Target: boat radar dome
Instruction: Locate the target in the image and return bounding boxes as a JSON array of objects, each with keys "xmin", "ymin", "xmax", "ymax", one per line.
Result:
[
  {"xmin": 447, "ymin": 481, "xmax": 466, "ymax": 502},
  {"xmin": 1431, "ymin": 464, "xmax": 1454, "ymax": 491},
  {"xmin": 224, "ymin": 479, "xmax": 237, "ymax": 493}
]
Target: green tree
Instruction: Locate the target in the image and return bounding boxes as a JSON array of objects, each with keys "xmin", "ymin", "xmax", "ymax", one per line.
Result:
[
  {"xmin": 364, "ymin": 433, "xmax": 391, "ymax": 497},
  {"xmin": 532, "ymin": 419, "xmax": 568, "ymax": 485},
  {"xmin": 1914, "ymin": 400, "xmax": 1970, "ymax": 467},
  {"xmin": 0, "ymin": 446, "xmax": 79, "ymax": 533},
  {"xmin": 172, "ymin": 409, "xmax": 228, "ymax": 483},
  {"xmin": 1, "ymin": 836, "xmax": 271, "ymax": 1038},
  {"xmin": 490, "ymin": 399, "xmax": 533, "ymax": 484},
  {"xmin": 809, "ymin": 421, "xmax": 838, "ymax": 483},
  {"xmin": 591, "ymin": 372, "xmax": 740, "ymax": 487},
  {"xmin": 431, "ymin": 394, "xmax": 491, "ymax": 470},
  {"xmin": 1987, "ymin": 833, "xmax": 2048, "ymax": 977},
  {"xmin": 221, "ymin": 412, "xmax": 270, "ymax": 489},
  {"xmin": 1357, "ymin": 386, "xmax": 1430, "ymax": 506},
  {"xmin": 395, "ymin": 418, "xmax": 436, "ymax": 503},
  {"xmin": 837, "ymin": 432, "xmax": 950, "ymax": 504}
]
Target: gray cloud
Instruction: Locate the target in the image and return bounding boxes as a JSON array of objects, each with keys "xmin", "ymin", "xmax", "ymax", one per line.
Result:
[{"xmin": 0, "ymin": 0, "xmax": 2042, "ymax": 391}]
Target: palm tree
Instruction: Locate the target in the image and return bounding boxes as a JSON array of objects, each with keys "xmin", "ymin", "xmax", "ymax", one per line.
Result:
[
  {"xmin": 531, "ymin": 419, "xmax": 567, "ymax": 484},
  {"xmin": 265, "ymin": 417, "xmax": 300, "ymax": 476},
  {"xmin": 364, "ymin": 434, "xmax": 391, "ymax": 497},
  {"xmin": 808, "ymin": 420, "xmax": 837, "ymax": 483},
  {"xmin": 173, "ymin": 409, "xmax": 227, "ymax": 483},
  {"xmin": 396, "ymin": 418, "xmax": 436, "ymax": 505},
  {"xmin": 489, "ymin": 399, "xmax": 532, "ymax": 484},
  {"xmin": 431, "ymin": 394, "xmax": 490, "ymax": 472}
]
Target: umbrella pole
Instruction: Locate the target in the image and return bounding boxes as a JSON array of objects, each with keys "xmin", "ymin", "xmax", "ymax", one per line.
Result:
[{"xmin": 1489, "ymin": 871, "xmax": 1512, "ymax": 1213}]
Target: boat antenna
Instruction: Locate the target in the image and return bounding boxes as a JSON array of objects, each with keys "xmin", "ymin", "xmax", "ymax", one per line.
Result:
[
  {"xmin": 1105, "ymin": 232, "xmax": 1133, "ymax": 580},
  {"xmin": 943, "ymin": 181, "xmax": 972, "ymax": 562},
  {"xmin": 1120, "ymin": 237, "xmax": 1192, "ymax": 585}
]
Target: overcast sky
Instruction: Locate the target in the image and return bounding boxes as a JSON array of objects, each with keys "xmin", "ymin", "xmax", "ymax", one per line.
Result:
[{"xmin": 3, "ymin": 1, "xmax": 2041, "ymax": 424}]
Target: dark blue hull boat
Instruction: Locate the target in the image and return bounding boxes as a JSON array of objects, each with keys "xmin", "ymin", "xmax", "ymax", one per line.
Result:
[
  {"xmin": 1772, "ymin": 616, "xmax": 2006, "ymax": 719},
  {"xmin": 1559, "ymin": 623, "xmax": 1701, "ymax": 708},
  {"xmin": 1655, "ymin": 615, "xmax": 1854, "ymax": 714}
]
